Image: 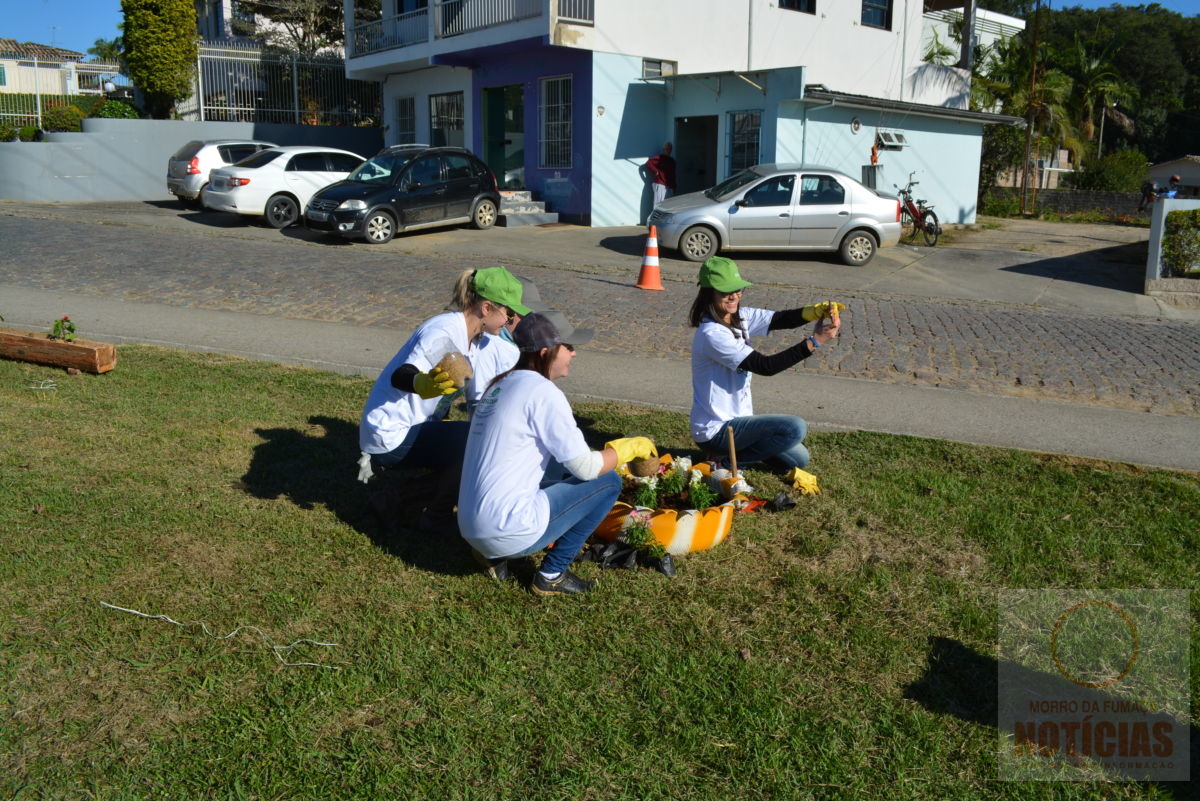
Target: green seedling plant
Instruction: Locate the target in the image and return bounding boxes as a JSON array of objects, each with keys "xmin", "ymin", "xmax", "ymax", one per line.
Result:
[
  {"xmin": 621, "ymin": 509, "xmax": 666, "ymax": 560},
  {"xmin": 49, "ymin": 315, "xmax": 76, "ymax": 342},
  {"xmin": 631, "ymin": 478, "xmax": 659, "ymax": 509},
  {"xmin": 687, "ymin": 472, "xmax": 719, "ymax": 511}
]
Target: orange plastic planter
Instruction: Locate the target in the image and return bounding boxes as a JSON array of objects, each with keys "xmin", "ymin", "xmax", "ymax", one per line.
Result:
[
  {"xmin": 594, "ymin": 456, "xmax": 735, "ymax": 555},
  {"xmin": 594, "ymin": 501, "xmax": 735, "ymax": 555}
]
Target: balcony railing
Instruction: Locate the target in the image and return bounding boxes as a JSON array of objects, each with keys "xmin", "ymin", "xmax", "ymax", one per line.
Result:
[
  {"xmin": 350, "ymin": 0, "xmax": 594, "ymax": 58},
  {"xmin": 435, "ymin": 0, "xmax": 542, "ymax": 39},
  {"xmin": 557, "ymin": 0, "xmax": 594, "ymax": 24},
  {"xmin": 352, "ymin": 8, "xmax": 429, "ymax": 57}
]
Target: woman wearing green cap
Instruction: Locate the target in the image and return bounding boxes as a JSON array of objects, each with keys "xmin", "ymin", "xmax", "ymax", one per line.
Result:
[
  {"xmin": 689, "ymin": 256, "xmax": 842, "ymax": 472},
  {"xmin": 357, "ymin": 266, "xmax": 530, "ymax": 532}
]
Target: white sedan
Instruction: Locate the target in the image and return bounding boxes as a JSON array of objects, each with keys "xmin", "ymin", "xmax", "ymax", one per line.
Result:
[{"xmin": 202, "ymin": 146, "xmax": 366, "ymax": 229}]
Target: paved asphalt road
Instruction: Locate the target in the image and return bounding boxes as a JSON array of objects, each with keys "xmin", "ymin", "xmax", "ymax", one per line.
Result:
[{"xmin": 1, "ymin": 200, "xmax": 1197, "ymax": 470}]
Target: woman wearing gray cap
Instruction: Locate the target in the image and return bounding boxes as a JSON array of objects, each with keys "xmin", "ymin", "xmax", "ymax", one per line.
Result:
[{"xmin": 458, "ymin": 311, "xmax": 656, "ymax": 595}]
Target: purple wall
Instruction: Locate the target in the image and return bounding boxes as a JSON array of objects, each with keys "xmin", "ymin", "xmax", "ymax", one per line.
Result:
[{"xmin": 469, "ymin": 46, "xmax": 593, "ymax": 223}]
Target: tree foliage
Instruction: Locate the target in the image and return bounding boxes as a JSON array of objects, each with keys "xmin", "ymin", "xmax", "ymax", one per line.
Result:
[
  {"xmin": 121, "ymin": 0, "xmax": 198, "ymax": 119},
  {"xmin": 87, "ymin": 36, "xmax": 123, "ymax": 63},
  {"xmin": 974, "ymin": 2, "xmax": 1197, "ymax": 206},
  {"xmin": 232, "ymin": 0, "xmax": 346, "ymax": 57}
]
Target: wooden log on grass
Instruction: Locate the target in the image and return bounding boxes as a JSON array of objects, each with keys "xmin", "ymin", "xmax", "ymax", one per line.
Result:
[{"xmin": 0, "ymin": 327, "xmax": 117, "ymax": 373}]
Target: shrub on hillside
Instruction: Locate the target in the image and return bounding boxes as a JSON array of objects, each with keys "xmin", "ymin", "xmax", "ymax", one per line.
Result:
[
  {"xmin": 1064, "ymin": 149, "xmax": 1148, "ymax": 192},
  {"xmin": 18, "ymin": 125, "xmax": 39, "ymax": 142},
  {"xmin": 0, "ymin": 123, "xmax": 17, "ymax": 142},
  {"xmin": 42, "ymin": 104, "xmax": 86, "ymax": 133},
  {"xmin": 89, "ymin": 99, "xmax": 139, "ymax": 119}
]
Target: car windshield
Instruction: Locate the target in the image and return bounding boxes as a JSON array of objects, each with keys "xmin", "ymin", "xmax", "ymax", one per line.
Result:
[
  {"xmin": 235, "ymin": 150, "xmax": 283, "ymax": 168},
  {"xmin": 707, "ymin": 169, "xmax": 762, "ymax": 200},
  {"xmin": 348, "ymin": 154, "xmax": 410, "ymax": 184}
]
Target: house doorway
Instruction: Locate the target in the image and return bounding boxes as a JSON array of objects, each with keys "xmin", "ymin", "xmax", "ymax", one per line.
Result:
[
  {"xmin": 674, "ymin": 115, "xmax": 718, "ymax": 195},
  {"xmin": 483, "ymin": 84, "xmax": 525, "ymax": 190}
]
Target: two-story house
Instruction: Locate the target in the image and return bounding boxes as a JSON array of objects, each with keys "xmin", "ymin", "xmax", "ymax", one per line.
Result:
[{"xmin": 342, "ymin": 0, "xmax": 1021, "ymax": 225}]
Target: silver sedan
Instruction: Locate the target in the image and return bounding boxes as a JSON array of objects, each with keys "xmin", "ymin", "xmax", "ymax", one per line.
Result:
[{"xmin": 649, "ymin": 164, "xmax": 902, "ymax": 266}]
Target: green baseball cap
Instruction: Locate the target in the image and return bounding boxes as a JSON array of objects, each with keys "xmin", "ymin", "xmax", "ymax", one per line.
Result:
[
  {"xmin": 473, "ymin": 266, "xmax": 531, "ymax": 316},
  {"xmin": 697, "ymin": 257, "xmax": 752, "ymax": 293}
]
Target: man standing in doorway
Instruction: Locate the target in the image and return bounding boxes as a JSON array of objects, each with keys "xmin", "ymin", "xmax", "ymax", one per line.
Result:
[{"xmin": 646, "ymin": 142, "xmax": 677, "ymax": 206}]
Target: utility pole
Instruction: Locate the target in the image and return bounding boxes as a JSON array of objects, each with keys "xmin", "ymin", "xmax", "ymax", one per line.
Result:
[{"xmin": 1020, "ymin": 0, "xmax": 1043, "ymax": 216}]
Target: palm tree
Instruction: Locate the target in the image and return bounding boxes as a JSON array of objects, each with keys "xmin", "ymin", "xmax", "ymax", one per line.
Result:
[{"xmin": 1061, "ymin": 37, "xmax": 1136, "ymax": 164}]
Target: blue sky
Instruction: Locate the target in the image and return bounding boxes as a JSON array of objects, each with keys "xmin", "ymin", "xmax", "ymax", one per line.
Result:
[
  {"xmin": 7, "ymin": 0, "xmax": 123, "ymax": 57},
  {"xmin": 3, "ymin": 0, "xmax": 1197, "ymax": 58}
]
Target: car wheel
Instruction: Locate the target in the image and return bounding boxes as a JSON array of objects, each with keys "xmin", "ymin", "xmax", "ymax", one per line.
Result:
[
  {"xmin": 679, "ymin": 226, "xmax": 718, "ymax": 262},
  {"xmin": 265, "ymin": 194, "xmax": 299, "ymax": 229},
  {"xmin": 839, "ymin": 230, "xmax": 877, "ymax": 266},
  {"xmin": 471, "ymin": 198, "xmax": 497, "ymax": 230},
  {"xmin": 181, "ymin": 187, "xmax": 205, "ymax": 210},
  {"xmin": 363, "ymin": 210, "xmax": 396, "ymax": 244}
]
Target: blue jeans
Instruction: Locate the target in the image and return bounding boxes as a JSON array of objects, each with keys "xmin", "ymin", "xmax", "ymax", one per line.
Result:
[
  {"xmin": 696, "ymin": 414, "xmax": 809, "ymax": 470},
  {"xmin": 510, "ymin": 471, "xmax": 621, "ymax": 574},
  {"xmin": 370, "ymin": 420, "xmax": 469, "ymax": 472}
]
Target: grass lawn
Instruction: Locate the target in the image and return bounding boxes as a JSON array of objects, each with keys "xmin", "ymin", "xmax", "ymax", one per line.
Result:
[{"xmin": 2, "ymin": 346, "xmax": 1197, "ymax": 800}]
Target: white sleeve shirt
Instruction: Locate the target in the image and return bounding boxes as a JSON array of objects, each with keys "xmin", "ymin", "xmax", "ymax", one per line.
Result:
[
  {"xmin": 458, "ymin": 370, "xmax": 591, "ymax": 558},
  {"xmin": 689, "ymin": 306, "xmax": 775, "ymax": 442},
  {"xmin": 359, "ymin": 312, "xmax": 474, "ymax": 453}
]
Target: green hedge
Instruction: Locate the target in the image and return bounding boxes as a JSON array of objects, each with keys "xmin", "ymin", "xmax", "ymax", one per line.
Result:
[{"xmin": 1163, "ymin": 209, "xmax": 1200, "ymax": 278}]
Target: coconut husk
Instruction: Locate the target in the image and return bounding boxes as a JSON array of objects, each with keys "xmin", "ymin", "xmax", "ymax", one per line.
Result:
[
  {"xmin": 435, "ymin": 351, "xmax": 472, "ymax": 388},
  {"xmin": 629, "ymin": 456, "xmax": 660, "ymax": 477}
]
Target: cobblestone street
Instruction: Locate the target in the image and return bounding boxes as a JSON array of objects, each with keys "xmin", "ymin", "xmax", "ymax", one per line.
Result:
[{"xmin": 1, "ymin": 210, "xmax": 1197, "ymax": 417}]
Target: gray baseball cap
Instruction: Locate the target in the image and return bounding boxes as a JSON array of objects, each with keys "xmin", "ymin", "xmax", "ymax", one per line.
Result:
[{"xmin": 513, "ymin": 310, "xmax": 594, "ymax": 352}]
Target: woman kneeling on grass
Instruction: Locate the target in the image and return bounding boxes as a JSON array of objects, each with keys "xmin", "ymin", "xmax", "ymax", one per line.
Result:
[
  {"xmin": 458, "ymin": 310, "xmax": 656, "ymax": 596},
  {"xmin": 690, "ymin": 256, "xmax": 842, "ymax": 472},
  {"xmin": 358, "ymin": 266, "xmax": 530, "ymax": 532}
]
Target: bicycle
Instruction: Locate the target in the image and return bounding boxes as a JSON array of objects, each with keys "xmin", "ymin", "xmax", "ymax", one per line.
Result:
[{"xmin": 895, "ymin": 173, "xmax": 941, "ymax": 246}]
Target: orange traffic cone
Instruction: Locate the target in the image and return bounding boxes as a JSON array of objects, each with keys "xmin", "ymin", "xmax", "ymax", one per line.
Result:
[{"xmin": 636, "ymin": 225, "xmax": 665, "ymax": 291}]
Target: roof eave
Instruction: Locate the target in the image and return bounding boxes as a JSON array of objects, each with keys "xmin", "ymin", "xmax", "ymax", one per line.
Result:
[{"xmin": 802, "ymin": 89, "xmax": 1024, "ymax": 127}]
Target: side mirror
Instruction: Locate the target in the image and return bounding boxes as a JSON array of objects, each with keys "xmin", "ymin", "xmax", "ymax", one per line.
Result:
[
  {"xmin": 735, "ymin": 198, "xmax": 749, "ymax": 207},
  {"xmin": 405, "ymin": 182, "xmax": 421, "ymax": 192}
]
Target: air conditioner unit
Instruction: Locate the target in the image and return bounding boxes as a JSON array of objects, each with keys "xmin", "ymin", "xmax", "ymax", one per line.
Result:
[{"xmin": 876, "ymin": 130, "xmax": 908, "ymax": 149}]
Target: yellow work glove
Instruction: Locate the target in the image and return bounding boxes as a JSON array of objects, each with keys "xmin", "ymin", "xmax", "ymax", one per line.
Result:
[
  {"xmin": 413, "ymin": 368, "xmax": 456, "ymax": 399},
  {"xmin": 785, "ymin": 467, "xmax": 821, "ymax": 495},
  {"xmin": 800, "ymin": 301, "xmax": 847, "ymax": 322},
  {"xmin": 604, "ymin": 436, "xmax": 658, "ymax": 466}
]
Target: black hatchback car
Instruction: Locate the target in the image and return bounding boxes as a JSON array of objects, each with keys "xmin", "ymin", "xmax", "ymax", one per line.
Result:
[{"xmin": 303, "ymin": 145, "xmax": 501, "ymax": 244}]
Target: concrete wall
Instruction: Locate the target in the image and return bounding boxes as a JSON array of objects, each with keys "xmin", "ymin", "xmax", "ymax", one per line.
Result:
[
  {"xmin": 590, "ymin": 52, "xmax": 664, "ymax": 227},
  {"xmin": 0, "ymin": 118, "xmax": 382, "ymax": 203},
  {"xmin": 570, "ymin": 0, "xmax": 931, "ymax": 104},
  {"xmin": 803, "ymin": 103, "xmax": 983, "ymax": 224},
  {"xmin": 1146, "ymin": 197, "xmax": 1200, "ymax": 277}
]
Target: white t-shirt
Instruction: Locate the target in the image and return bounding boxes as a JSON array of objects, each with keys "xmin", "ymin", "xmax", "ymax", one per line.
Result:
[
  {"xmin": 359, "ymin": 312, "xmax": 476, "ymax": 453},
  {"xmin": 458, "ymin": 370, "xmax": 591, "ymax": 558},
  {"xmin": 689, "ymin": 306, "xmax": 775, "ymax": 442},
  {"xmin": 466, "ymin": 332, "xmax": 519, "ymax": 406}
]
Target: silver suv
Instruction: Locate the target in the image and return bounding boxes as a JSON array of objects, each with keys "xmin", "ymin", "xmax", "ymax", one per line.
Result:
[
  {"xmin": 649, "ymin": 164, "xmax": 902, "ymax": 266},
  {"xmin": 166, "ymin": 139, "xmax": 277, "ymax": 208}
]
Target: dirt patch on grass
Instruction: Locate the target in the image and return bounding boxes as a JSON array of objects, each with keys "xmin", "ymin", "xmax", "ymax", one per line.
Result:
[{"xmin": 801, "ymin": 526, "xmax": 986, "ymax": 580}]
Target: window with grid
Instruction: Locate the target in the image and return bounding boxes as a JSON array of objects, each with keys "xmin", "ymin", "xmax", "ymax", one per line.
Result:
[
  {"xmin": 780, "ymin": 0, "xmax": 815, "ymax": 13},
  {"xmin": 539, "ymin": 75, "xmax": 572, "ymax": 169},
  {"xmin": 429, "ymin": 91, "xmax": 464, "ymax": 148},
  {"xmin": 395, "ymin": 96, "xmax": 416, "ymax": 144},
  {"xmin": 728, "ymin": 110, "xmax": 762, "ymax": 174},
  {"xmin": 0, "ymin": 65, "xmax": 6, "ymax": 87},
  {"xmin": 861, "ymin": 0, "xmax": 892, "ymax": 29}
]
